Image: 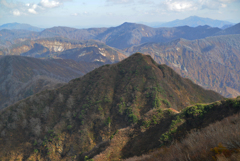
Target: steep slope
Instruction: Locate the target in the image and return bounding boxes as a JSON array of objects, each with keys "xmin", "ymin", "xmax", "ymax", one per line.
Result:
[
  {"xmin": 160, "ymin": 16, "xmax": 233, "ymax": 28},
  {"xmin": 0, "ymin": 23, "xmax": 44, "ymax": 32},
  {"xmin": 215, "ymin": 22, "xmax": 240, "ymax": 35},
  {"xmin": 125, "ymin": 35, "xmax": 240, "ymax": 97},
  {"xmin": 0, "ymin": 55, "xmax": 101, "ymax": 110},
  {"xmin": 1, "ymin": 37, "xmax": 127, "ymax": 63},
  {"xmin": 125, "ymin": 97, "xmax": 240, "ymax": 161},
  {"xmin": 0, "ymin": 53, "xmax": 223, "ymax": 160}
]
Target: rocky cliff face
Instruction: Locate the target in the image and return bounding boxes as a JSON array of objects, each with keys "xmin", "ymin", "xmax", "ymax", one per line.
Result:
[
  {"xmin": 125, "ymin": 35, "xmax": 240, "ymax": 97},
  {"xmin": 0, "ymin": 53, "xmax": 223, "ymax": 160}
]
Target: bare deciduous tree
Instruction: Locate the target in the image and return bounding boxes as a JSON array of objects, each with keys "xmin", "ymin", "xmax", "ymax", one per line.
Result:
[
  {"xmin": 29, "ymin": 117, "xmax": 41, "ymax": 136},
  {"xmin": 67, "ymin": 96, "xmax": 74, "ymax": 109}
]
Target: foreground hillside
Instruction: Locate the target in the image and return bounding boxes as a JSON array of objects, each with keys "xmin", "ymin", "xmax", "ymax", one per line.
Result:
[
  {"xmin": 125, "ymin": 97, "xmax": 240, "ymax": 161},
  {"xmin": 0, "ymin": 53, "xmax": 223, "ymax": 160},
  {"xmin": 126, "ymin": 34, "xmax": 240, "ymax": 98},
  {"xmin": 0, "ymin": 55, "xmax": 100, "ymax": 110}
]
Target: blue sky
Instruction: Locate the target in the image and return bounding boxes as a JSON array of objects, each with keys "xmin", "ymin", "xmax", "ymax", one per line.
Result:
[{"xmin": 0, "ymin": 0, "xmax": 239, "ymax": 28}]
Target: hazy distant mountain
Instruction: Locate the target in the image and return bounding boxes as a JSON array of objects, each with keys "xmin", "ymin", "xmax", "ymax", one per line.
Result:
[
  {"xmin": 160, "ymin": 16, "xmax": 233, "ymax": 28},
  {"xmin": 0, "ymin": 55, "xmax": 101, "ymax": 110},
  {"xmin": 2, "ymin": 21, "xmax": 239, "ymax": 51},
  {"xmin": 215, "ymin": 22, "xmax": 240, "ymax": 35},
  {"xmin": 138, "ymin": 22, "xmax": 165, "ymax": 28},
  {"xmin": 38, "ymin": 26, "xmax": 107, "ymax": 40},
  {"xmin": 221, "ymin": 24, "xmax": 234, "ymax": 29},
  {"xmin": 95, "ymin": 22, "xmax": 221, "ymax": 49},
  {"xmin": 0, "ymin": 29, "xmax": 38, "ymax": 48},
  {"xmin": 0, "ymin": 23, "xmax": 44, "ymax": 32},
  {"xmin": 125, "ymin": 34, "xmax": 240, "ymax": 98}
]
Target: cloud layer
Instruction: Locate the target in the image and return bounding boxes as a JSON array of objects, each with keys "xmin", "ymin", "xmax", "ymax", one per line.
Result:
[{"xmin": 0, "ymin": 0, "xmax": 70, "ymax": 16}]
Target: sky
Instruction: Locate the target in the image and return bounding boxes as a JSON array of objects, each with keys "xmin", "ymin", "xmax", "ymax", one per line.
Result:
[{"xmin": 0, "ymin": 0, "xmax": 240, "ymax": 28}]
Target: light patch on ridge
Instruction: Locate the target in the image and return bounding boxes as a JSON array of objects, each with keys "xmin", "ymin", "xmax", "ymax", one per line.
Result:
[
  {"xmin": 99, "ymin": 51, "xmax": 106, "ymax": 57},
  {"xmin": 94, "ymin": 59, "xmax": 104, "ymax": 62},
  {"xmin": 78, "ymin": 51, "xmax": 87, "ymax": 57},
  {"xmin": 184, "ymin": 66, "xmax": 188, "ymax": 72},
  {"xmin": 53, "ymin": 46, "xmax": 64, "ymax": 52},
  {"xmin": 172, "ymin": 62, "xmax": 181, "ymax": 68}
]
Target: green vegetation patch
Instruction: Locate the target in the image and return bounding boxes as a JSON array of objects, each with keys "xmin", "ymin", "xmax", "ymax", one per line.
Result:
[
  {"xmin": 162, "ymin": 99, "xmax": 171, "ymax": 108},
  {"xmin": 183, "ymin": 104, "xmax": 214, "ymax": 118}
]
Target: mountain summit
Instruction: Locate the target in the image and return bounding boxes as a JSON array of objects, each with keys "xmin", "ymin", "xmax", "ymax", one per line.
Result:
[
  {"xmin": 0, "ymin": 53, "xmax": 223, "ymax": 160},
  {"xmin": 160, "ymin": 16, "xmax": 233, "ymax": 28},
  {"xmin": 0, "ymin": 22, "xmax": 44, "ymax": 32}
]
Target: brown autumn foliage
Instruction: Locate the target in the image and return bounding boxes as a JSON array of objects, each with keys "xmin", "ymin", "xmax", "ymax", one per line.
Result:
[
  {"xmin": 0, "ymin": 53, "xmax": 223, "ymax": 160},
  {"xmin": 126, "ymin": 112, "xmax": 240, "ymax": 161}
]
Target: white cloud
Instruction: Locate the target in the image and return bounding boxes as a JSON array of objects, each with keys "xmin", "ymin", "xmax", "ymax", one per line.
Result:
[
  {"xmin": 13, "ymin": 10, "xmax": 21, "ymax": 16},
  {"xmin": 160, "ymin": 0, "xmax": 237, "ymax": 12},
  {"xmin": 1, "ymin": 0, "xmax": 16, "ymax": 8},
  {"xmin": 28, "ymin": 4, "xmax": 38, "ymax": 14},
  {"xmin": 0, "ymin": 0, "xmax": 71, "ymax": 16},
  {"xmin": 39, "ymin": 0, "xmax": 60, "ymax": 8},
  {"xmin": 218, "ymin": 0, "xmax": 236, "ymax": 2},
  {"xmin": 71, "ymin": 13, "xmax": 78, "ymax": 16},
  {"xmin": 163, "ymin": 0, "xmax": 197, "ymax": 12},
  {"xmin": 221, "ymin": 3, "xmax": 227, "ymax": 7}
]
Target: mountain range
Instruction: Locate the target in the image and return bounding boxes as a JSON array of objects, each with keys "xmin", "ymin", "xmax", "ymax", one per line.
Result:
[
  {"xmin": 0, "ymin": 22, "xmax": 240, "ymax": 98},
  {"xmin": 1, "ymin": 16, "xmax": 232, "ymax": 31},
  {"xmin": 0, "ymin": 53, "xmax": 224, "ymax": 160},
  {"xmin": 1, "ymin": 22, "xmax": 239, "ymax": 51}
]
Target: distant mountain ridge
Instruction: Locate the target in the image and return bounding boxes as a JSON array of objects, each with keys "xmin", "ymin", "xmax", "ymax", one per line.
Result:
[
  {"xmin": 215, "ymin": 22, "xmax": 240, "ymax": 35},
  {"xmin": 0, "ymin": 22, "xmax": 44, "ymax": 32},
  {"xmin": 37, "ymin": 23, "xmax": 222, "ymax": 49},
  {"xmin": 160, "ymin": 16, "xmax": 233, "ymax": 28},
  {"xmin": 1, "ymin": 20, "xmax": 239, "ymax": 51},
  {"xmin": 0, "ymin": 22, "xmax": 223, "ymax": 50}
]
